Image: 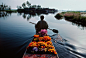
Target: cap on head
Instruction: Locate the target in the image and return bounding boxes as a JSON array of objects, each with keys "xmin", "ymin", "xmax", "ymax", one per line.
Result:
[{"xmin": 40, "ymin": 15, "xmax": 44, "ymax": 20}]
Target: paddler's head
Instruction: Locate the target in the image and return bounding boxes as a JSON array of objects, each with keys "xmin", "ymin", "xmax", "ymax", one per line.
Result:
[{"xmin": 40, "ymin": 15, "xmax": 44, "ymax": 21}]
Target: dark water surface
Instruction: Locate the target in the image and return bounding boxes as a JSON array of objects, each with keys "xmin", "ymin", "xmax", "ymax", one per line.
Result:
[{"xmin": 0, "ymin": 12, "xmax": 86, "ymax": 58}]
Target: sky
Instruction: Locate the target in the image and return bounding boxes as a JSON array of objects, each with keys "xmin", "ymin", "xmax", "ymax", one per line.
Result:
[{"xmin": 0, "ymin": 0, "xmax": 86, "ymax": 10}]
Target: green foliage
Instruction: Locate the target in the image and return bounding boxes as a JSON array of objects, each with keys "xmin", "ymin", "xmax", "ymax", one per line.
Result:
[
  {"xmin": 17, "ymin": 6, "xmax": 22, "ymax": 9},
  {"xmin": 63, "ymin": 11, "xmax": 86, "ymax": 23},
  {"xmin": 55, "ymin": 13, "xmax": 63, "ymax": 17},
  {"xmin": 0, "ymin": 3, "xmax": 11, "ymax": 10},
  {"xmin": 37, "ymin": 5, "xmax": 41, "ymax": 9},
  {"xmin": 67, "ymin": 11, "xmax": 80, "ymax": 13},
  {"xmin": 80, "ymin": 16, "xmax": 86, "ymax": 19},
  {"xmin": 22, "ymin": 3, "xmax": 26, "ymax": 8},
  {"xmin": 6, "ymin": 10, "xmax": 17, "ymax": 13},
  {"xmin": 61, "ymin": 12, "xmax": 66, "ymax": 14},
  {"xmin": 18, "ymin": 1, "xmax": 42, "ymax": 9},
  {"xmin": 55, "ymin": 13, "xmax": 63, "ymax": 19},
  {"xmin": 26, "ymin": 1, "xmax": 31, "ymax": 7},
  {"xmin": 31, "ymin": 5, "xmax": 36, "ymax": 8}
]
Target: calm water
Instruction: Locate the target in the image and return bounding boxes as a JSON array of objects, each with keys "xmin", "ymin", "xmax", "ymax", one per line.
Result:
[{"xmin": 0, "ymin": 11, "xmax": 86, "ymax": 58}]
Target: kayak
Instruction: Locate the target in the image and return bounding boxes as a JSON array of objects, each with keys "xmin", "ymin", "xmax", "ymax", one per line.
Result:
[{"xmin": 22, "ymin": 30, "xmax": 60, "ymax": 58}]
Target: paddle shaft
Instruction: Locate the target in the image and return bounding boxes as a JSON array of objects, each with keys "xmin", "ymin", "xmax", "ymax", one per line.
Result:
[
  {"xmin": 29, "ymin": 22, "xmax": 58, "ymax": 33},
  {"xmin": 29, "ymin": 22, "xmax": 53, "ymax": 29}
]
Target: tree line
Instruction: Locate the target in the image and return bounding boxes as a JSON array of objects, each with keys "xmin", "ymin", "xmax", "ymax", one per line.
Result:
[
  {"xmin": 17, "ymin": 1, "xmax": 41, "ymax": 9},
  {"xmin": 0, "ymin": 3, "xmax": 11, "ymax": 11}
]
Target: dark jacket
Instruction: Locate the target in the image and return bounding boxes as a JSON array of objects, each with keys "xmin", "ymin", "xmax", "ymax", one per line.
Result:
[{"xmin": 35, "ymin": 20, "xmax": 48, "ymax": 32}]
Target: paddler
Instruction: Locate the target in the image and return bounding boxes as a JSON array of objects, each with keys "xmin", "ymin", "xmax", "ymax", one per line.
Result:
[{"xmin": 35, "ymin": 15, "xmax": 48, "ymax": 34}]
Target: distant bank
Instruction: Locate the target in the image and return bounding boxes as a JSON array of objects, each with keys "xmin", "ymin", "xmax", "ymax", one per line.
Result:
[{"xmin": 55, "ymin": 11, "xmax": 86, "ymax": 26}]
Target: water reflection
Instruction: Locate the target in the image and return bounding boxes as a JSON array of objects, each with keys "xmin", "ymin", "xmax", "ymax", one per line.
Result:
[
  {"xmin": 17, "ymin": 11, "xmax": 55, "ymax": 21},
  {"xmin": 1, "ymin": 11, "xmax": 86, "ymax": 30},
  {"xmin": 0, "ymin": 10, "xmax": 56, "ymax": 20},
  {"xmin": 0, "ymin": 11, "xmax": 9, "ymax": 18},
  {"xmin": 65, "ymin": 19, "xmax": 86, "ymax": 30},
  {"xmin": 0, "ymin": 11, "xmax": 14, "ymax": 19},
  {"xmin": 55, "ymin": 16, "xmax": 86, "ymax": 30}
]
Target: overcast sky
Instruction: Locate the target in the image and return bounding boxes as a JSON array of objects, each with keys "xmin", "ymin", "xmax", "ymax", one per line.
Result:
[{"xmin": 0, "ymin": 0, "xmax": 86, "ymax": 10}]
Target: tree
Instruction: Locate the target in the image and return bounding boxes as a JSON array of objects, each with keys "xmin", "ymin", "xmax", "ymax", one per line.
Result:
[
  {"xmin": 31, "ymin": 5, "xmax": 36, "ymax": 8},
  {"xmin": 17, "ymin": 6, "xmax": 22, "ymax": 9},
  {"xmin": 0, "ymin": 3, "xmax": 10, "ymax": 10},
  {"xmin": 1, "ymin": 3, "xmax": 3, "ymax": 7},
  {"xmin": 9, "ymin": 6, "xmax": 11, "ymax": 10},
  {"xmin": 22, "ymin": 3, "xmax": 26, "ymax": 8},
  {"xmin": 4, "ymin": 4, "xmax": 8, "ymax": 10},
  {"xmin": 37, "ymin": 5, "xmax": 41, "ymax": 9},
  {"xmin": 26, "ymin": 1, "xmax": 31, "ymax": 7},
  {"xmin": 17, "ymin": 6, "xmax": 19, "ymax": 9}
]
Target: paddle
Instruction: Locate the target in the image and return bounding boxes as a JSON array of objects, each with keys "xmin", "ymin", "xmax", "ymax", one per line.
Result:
[{"xmin": 29, "ymin": 22, "xmax": 58, "ymax": 33}]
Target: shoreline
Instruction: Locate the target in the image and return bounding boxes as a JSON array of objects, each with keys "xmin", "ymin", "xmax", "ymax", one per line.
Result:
[{"xmin": 55, "ymin": 11, "xmax": 86, "ymax": 26}]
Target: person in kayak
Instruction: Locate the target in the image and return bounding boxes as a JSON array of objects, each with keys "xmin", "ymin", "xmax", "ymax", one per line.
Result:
[{"xmin": 35, "ymin": 15, "xmax": 48, "ymax": 34}]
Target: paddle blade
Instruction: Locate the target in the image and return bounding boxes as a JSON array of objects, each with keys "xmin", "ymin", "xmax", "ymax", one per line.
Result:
[
  {"xmin": 52, "ymin": 29, "xmax": 58, "ymax": 33},
  {"xmin": 29, "ymin": 22, "xmax": 36, "ymax": 24}
]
